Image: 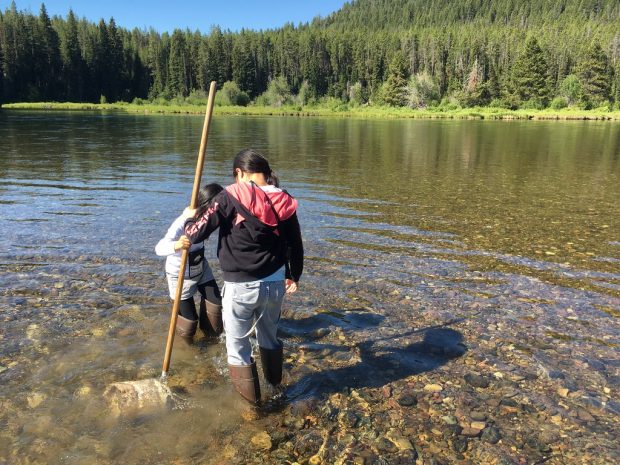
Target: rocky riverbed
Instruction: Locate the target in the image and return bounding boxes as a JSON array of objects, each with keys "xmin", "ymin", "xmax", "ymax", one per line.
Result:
[{"xmin": 1, "ymin": 244, "xmax": 618, "ymax": 465}]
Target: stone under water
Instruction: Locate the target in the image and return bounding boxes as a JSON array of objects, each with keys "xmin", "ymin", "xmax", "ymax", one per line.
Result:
[{"xmin": 103, "ymin": 379, "xmax": 174, "ymax": 416}]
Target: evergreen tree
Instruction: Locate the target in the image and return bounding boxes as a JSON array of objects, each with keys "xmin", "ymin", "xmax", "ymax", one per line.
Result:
[
  {"xmin": 145, "ymin": 30, "xmax": 167, "ymax": 98},
  {"xmin": 511, "ymin": 37, "xmax": 550, "ymax": 106},
  {"xmin": 577, "ymin": 41, "xmax": 612, "ymax": 107},
  {"xmin": 60, "ymin": 9, "xmax": 85, "ymax": 101},
  {"xmin": 35, "ymin": 4, "xmax": 61, "ymax": 100},
  {"xmin": 210, "ymin": 27, "xmax": 231, "ymax": 85},
  {"xmin": 168, "ymin": 29, "xmax": 189, "ymax": 97},
  {"xmin": 382, "ymin": 50, "xmax": 408, "ymax": 106},
  {"xmin": 1, "ymin": 2, "xmax": 30, "ymax": 101},
  {"xmin": 232, "ymin": 32, "xmax": 256, "ymax": 96},
  {"xmin": 92, "ymin": 19, "xmax": 111, "ymax": 101},
  {"xmin": 106, "ymin": 18, "xmax": 125, "ymax": 101}
]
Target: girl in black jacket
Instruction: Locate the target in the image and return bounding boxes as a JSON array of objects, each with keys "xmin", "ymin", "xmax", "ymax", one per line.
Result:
[{"xmin": 183, "ymin": 149, "xmax": 303, "ymax": 403}]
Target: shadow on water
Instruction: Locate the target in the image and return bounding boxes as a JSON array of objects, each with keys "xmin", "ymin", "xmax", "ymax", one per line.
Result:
[{"xmin": 281, "ymin": 310, "xmax": 467, "ymax": 401}]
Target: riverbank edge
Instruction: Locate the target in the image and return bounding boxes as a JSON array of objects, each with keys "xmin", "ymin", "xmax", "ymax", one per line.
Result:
[{"xmin": 2, "ymin": 102, "xmax": 620, "ymax": 121}]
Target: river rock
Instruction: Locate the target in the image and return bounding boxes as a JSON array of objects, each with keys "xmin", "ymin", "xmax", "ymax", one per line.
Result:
[
  {"xmin": 387, "ymin": 432, "xmax": 414, "ymax": 451},
  {"xmin": 397, "ymin": 393, "xmax": 417, "ymax": 407},
  {"xmin": 26, "ymin": 324, "xmax": 41, "ymax": 340},
  {"xmin": 464, "ymin": 373, "xmax": 490, "ymax": 388},
  {"xmin": 376, "ymin": 436, "xmax": 398, "ymax": 453},
  {"xmin": 452, "ymin": 437, "xmax": 468, "ymax": 453},
  {"xmin": 470, "ymin": 421, "xmax": 486, "ymax": 430},
  {"xmin": 103, "ymin": 379, "xmax": 174, "ymax": 416},
  {"xmin": 251, "ymin": 431, "xmax": 272, "ymax": 451},
  {"xmin": 460, "ymin": 426, "xmax": 482, "ymax": 437},
  {"xmin": 294, "ymin": 431, "xmax": 323, "ymax": 457},
  {"xmin": 27, "ymin": 392, "xmax": 46, "ymax": 408},
  {"xmin": 424, "ymin": 384, "xmax": 443, "ymax": 393},
  {"xmin": 339, "ymin": 410, "xmax": 360, "ymax": 428},
  {"xmin": 577, "ymin": 409, "xmax": 595, "ymax": 422},
  {"xmin": 75, "ymin": 386, "xmax": 91, "ymax": 398},
  {"xmin": 481, "ymin": 426, "xmax": 502, "ymax": 444}
]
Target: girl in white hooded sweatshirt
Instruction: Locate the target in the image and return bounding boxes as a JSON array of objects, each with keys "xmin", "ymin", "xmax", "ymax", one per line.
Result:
[{"xmin": 155, "ymin": 183, "xmax": 224, "ymax": 340}]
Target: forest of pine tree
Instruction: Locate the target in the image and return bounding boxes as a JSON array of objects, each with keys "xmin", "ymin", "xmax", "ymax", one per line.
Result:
[{"xmin": 0, "ymin": 0, "xmax": 618, "ymax": 109}]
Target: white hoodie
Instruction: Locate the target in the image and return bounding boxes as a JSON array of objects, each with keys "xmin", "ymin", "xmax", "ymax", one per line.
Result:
[{"xmin": 155, "ymin": 214, "xmax": 214, "ymax": 281}]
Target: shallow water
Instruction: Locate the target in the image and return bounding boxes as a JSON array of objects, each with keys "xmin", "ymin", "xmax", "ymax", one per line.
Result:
[{"xmin": 0, "ymin": 111, "xmax": 619, "ymax": 464}]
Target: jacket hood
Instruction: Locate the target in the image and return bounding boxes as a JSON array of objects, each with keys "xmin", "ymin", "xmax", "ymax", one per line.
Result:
[{"xmin": 226, "ymin": 182, "xmax": 298, "ymax": 227}]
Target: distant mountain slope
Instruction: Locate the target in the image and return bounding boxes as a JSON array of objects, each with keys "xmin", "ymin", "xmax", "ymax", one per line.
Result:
[{"xmin": 319, "ymin": 0, "xmax": 620, "ymax": 29}]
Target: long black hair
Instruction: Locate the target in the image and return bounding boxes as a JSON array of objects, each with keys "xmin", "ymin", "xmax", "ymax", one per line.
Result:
[
  {"xmin": 196, "ymin": 183, "xmax": 223, "ymax": 217},
  {"xmin": 233, "ymin": 149, "xmax": 279, "ymax": 187}
]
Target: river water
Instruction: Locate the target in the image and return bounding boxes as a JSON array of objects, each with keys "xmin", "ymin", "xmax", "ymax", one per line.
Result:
[{"xmin": 0, "ymin": 111, "xmax": 619, "ymax": 464}]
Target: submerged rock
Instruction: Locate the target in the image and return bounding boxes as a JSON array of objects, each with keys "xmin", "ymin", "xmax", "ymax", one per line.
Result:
[
  {"xmin": 452, "ymin": 437, "xmax": 468, "ymax": 453},
  {"xmin": 424, "ymin": 383, "xmax": 443, "ymax": 393},
  {"xmin": 481, "ymin": 426, "xmax": 502, "ymax": 444},
  {"xmin": 251, "ymin": 431, "xmax": 272, "ymax": 451},
  {"xmin": 397, "ymin": 393, "xmax": 417, "ymax": 407},
  {"xmin": 27, "ymin": 392, "xmax": 46, "ymax": 409},
  {"xmin": 103, "ymin": 378, "xmax": 174, "ymax": 416},
  {"xmin": 464, "ymin": 373, "xmax": 490, "ymax": 388}
]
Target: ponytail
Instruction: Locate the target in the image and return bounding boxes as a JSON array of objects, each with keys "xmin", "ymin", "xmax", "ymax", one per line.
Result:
[
  {"xmin": 233, "ymin": 149, "xmax": 279, "ymax": 187},
  {"xmin": 266, "ymin": 170, "xmax": 280, "ymax": 187}
]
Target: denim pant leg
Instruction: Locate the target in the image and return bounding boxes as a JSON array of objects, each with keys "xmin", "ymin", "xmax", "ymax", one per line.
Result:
[
  {"xmin": 255, "ymin": 281, "xmax": 285, "ymax": 350},
  {"xmin": 222, "ymin": 281, "xmax": 261, "ymax": 365}
]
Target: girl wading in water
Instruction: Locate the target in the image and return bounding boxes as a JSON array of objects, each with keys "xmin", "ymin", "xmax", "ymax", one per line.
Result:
[
  {"xmin": 183, "ymin": 149, "xmax": 303, "ymax": 404},
  {"xmin": 156, "ymin": 183, "xmax": 224, "ymax": 340}
]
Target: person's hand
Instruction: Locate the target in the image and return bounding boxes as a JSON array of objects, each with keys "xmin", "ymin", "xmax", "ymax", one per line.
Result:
[
  {"xmin": 183, "ymin": 207, "xmax": 197, "ymax": 219},
  {"xmin": 174, "ymin": 235, "xmax": 191, "ymax": 251},
  {"xmin": 285, "ymin": 279, "xmax": 298, "ymax": 294}
]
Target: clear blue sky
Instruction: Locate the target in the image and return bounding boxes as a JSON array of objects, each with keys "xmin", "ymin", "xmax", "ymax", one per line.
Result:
[{"xmin": 4, "ymin": 1, "xmax": 348, "ymax": 32}]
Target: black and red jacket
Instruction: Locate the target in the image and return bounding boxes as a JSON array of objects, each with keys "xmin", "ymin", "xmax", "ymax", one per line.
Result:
[{"xmin": 184, "ymin": 182, "xmax": 303, "ymax": 283}]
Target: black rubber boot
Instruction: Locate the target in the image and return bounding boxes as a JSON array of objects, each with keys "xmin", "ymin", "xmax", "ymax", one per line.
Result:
[
  {"xmin": 229, "ymin": 359, "xmax": 261, "ymax": 404},
  {"xmin": 260, "ymin": 341, "xmax": 283, "ymax": 386},
  {"xmin": 199, "ymin": 299, "xmax": 223, "ymax": 337},
  {"xmin": 176, "ymin": 314, "xmax": 198, "ymax": 339}
]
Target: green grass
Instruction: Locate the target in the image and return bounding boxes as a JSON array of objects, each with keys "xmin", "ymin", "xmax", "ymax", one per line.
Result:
[{"xmin": 2, "ymin": 101, "xmax": 620, "ymax": 121}]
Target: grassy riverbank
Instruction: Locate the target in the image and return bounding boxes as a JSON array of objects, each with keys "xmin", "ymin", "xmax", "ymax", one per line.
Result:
[{"xmin": 3, "ymin": 101, "xmax": 620, "ymax": 120}]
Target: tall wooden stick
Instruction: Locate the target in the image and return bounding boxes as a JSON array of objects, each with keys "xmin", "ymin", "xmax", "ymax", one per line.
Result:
[{"xmin": 161, "ymin": 81, "xmax": 217, "ymax": 378}]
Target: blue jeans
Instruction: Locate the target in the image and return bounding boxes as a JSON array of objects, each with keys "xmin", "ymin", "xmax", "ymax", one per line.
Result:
[{"xmin": 222, "ymin": 280, "xmax": 285, "ymax": 365}]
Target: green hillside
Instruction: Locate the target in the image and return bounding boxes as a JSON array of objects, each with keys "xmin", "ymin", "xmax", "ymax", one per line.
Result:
[
  {"xmin": 0, "ymin": 0, "xmax": 618, "ymax": 110},
  {"xmin": 321, "ymin": 0, "xmax": 619, "ymax": 29}
]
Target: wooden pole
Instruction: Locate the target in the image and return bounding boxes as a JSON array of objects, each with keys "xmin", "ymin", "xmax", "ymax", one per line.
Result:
[{"xmin": 161, "ymin": 81, "xmax": 217, "ymax": 378}]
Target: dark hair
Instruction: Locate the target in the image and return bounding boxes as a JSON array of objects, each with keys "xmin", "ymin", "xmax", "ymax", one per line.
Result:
[
  {"xmin": 196, "ymin": 183, "xmax": 223, "ymax": 217},
  {"xmin": 233, "ymin": 148, "xmax": 279, "ymax": 187}
]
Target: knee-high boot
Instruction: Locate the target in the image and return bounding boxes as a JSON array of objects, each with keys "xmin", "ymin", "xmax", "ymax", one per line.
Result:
[
  {"xmin": 228, "ymin": 359, "xmax": 261, "ymax": 404},
  {"xmin": 176, "ymin": 314, "xmax": 198, "ymax": 339},
  {"xmin": 199, "ymin": 299, "xmax": 223, "ymax": 337},
  {"xmin": 260, "ymin": 341, "xmax": 283, "ymax": 386}
]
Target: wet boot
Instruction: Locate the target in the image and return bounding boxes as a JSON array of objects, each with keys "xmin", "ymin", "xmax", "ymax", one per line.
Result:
[
  {"xmin": 175, "ymin": 314, "xmax": 198, "ymax": 340},
  {"xmin": 260, "ymin": 342, "xmax": 283, "ymax": 386},
  {"xmin": 199, "ymin": 299, "xmax": 223, "ymax": 337},
  {"xmin": 229, "ymin": 359, "xmax": 261, "ymax": 404}
]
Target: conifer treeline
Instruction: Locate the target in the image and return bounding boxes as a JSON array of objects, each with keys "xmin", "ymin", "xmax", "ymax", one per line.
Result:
[{"xmin": 0, "ymin": 0, "xmax": 618, "ymax": 108}]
